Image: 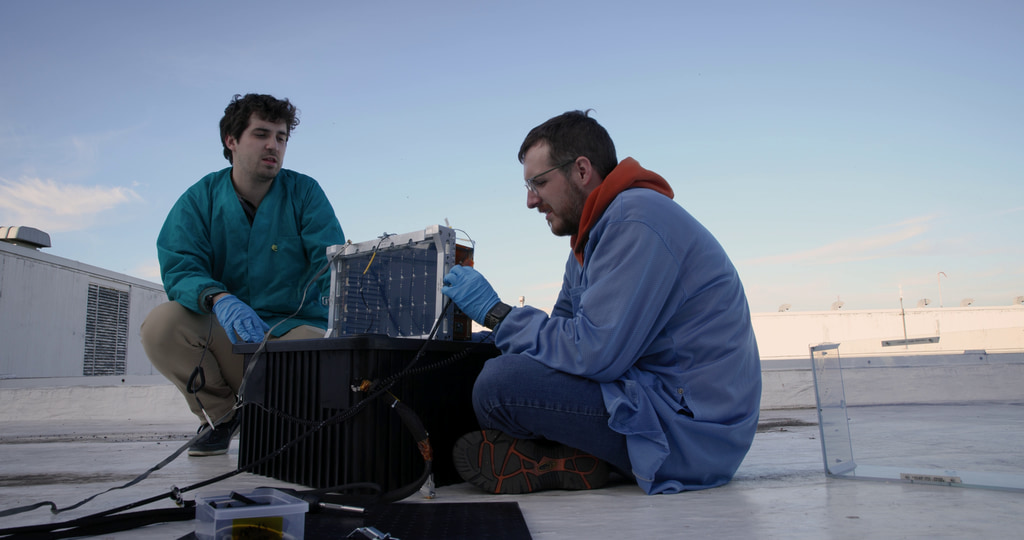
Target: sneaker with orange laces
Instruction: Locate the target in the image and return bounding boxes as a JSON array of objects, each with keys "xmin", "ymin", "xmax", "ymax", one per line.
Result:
[{"xmin": 452, "ymin": 430, "xmax": 609, "ymax": 494}]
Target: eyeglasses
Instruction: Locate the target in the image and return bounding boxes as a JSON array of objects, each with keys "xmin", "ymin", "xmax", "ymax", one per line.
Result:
[{"xmin": 524, "ymin": 158, "xmax": 575, "ymax": 194}]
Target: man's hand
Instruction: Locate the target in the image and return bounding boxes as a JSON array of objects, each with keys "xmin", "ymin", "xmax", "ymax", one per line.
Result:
[
  {"xmin": 442, "ymin": 265, "xmax": 501, "ymax": 325},
  {"xmin": 212, "ymin": 294, "xmax": 270, "ymax": 344}
]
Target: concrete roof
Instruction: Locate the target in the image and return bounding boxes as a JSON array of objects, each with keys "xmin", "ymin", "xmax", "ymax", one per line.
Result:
[{"xmin": 1, "ymin": 393, "xmax": 1022, "ymax": 539}]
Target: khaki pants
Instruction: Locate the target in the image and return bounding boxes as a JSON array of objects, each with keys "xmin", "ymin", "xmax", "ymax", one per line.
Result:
[{"xmin": 140, "ymin": 301, "xmax": 324, "ymax": 424}]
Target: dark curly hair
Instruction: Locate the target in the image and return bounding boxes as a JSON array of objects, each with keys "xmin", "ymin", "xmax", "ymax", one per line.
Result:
[
  {"xmin": 219, "ymin": 94, "xmax": 300, "ymax": 163},
  {"xmin": 518, "ymin": 109, "xmax": 617, "ymax": 180}
]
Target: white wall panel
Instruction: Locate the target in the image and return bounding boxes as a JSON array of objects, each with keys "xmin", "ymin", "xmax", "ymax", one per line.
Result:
[{"xmin": 0, "ymin": 242, "xmax": 165, "ymax": 379}]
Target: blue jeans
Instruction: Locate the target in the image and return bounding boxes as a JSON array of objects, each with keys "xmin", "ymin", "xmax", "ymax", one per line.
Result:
[{"xmin": 471, "ymin": 353, "xmax": 633, "ymax": 475}]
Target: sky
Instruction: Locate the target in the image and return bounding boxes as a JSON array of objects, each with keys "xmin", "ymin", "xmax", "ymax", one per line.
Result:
[{"xmin": 1, "ymin": 0, "xmax": 1021, "ymax": 314}]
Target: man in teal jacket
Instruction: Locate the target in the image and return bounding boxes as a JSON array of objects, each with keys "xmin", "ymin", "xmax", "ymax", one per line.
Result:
[
  {"xmin": 443, "ymin": 110, "xmax": 761, "ymax": 494},
  {"xmin": 141, "ymin": 94, "xmax": 344, "ymax": 456}
]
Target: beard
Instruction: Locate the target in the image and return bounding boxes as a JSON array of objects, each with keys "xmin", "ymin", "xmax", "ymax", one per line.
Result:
[{"xmin": 548, "ymin": 180, "xmax": 588, "ymax": 237}]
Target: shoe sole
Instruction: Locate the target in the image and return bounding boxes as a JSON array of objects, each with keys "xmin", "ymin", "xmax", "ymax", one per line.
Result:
[
  {"xmin": 452, "ymin": 430, "xmax": 609, "ymax": 494},
  {"xmin": 187, "ymin": 447, "xmax": 229, "ymax": 457}
]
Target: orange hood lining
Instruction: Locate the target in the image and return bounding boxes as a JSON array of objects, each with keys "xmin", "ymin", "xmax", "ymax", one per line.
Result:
[{"xmin": 570, "ymin": 157, "xmax": 674, "ymax": 265}]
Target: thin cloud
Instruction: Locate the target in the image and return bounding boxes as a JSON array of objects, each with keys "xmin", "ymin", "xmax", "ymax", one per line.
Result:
[
  {"xmin": 866, "ymin": 213, "xmax": 939, "ymax": 232},
  {"xmin": 992, "ymin": 205, "xmax": 1024, "ymax": 217},
  {"xmin": 131, "ymin": 259, "xmax": 163, "ymax": 282},
  {"xmin": 526, "ymin": 280, "xmax": 564, "ymax": 292},
  {"xmin": 0, "ymin": 176, "xmax": 141, "ymax": 232},
  {"xmin": 745, "ymin": 217, "xmax": 934, "ymax": 266}
]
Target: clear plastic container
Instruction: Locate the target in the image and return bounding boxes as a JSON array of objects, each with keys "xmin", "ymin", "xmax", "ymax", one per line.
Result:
[{"xmin": 194, "ymin": 487, "xmax": 308, "ymax": 540}]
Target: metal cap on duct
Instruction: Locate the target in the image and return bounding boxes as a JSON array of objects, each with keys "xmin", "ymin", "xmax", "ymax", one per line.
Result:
[{"xmin": 0, "ymin": 226, "xmax": 51, "ymax": 249}]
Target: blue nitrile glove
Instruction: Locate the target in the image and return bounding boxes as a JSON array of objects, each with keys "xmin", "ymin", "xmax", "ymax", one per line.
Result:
[
  {"xmin": 212, "ymin": 294, "xmax": 270, "ymax": 344},
  {"xmin": 441, "ymin": 265, "xmax": 501, "ymax": 325}
]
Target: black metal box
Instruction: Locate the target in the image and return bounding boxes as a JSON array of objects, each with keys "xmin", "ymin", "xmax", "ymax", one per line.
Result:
[{"xmin": 235, "ymin": 336, "xmax": 498, "ymax": 492}]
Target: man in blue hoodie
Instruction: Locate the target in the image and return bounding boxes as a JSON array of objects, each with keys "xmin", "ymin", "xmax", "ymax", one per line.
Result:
[
  {"xmin": 141, "ymin": 94, "xmax": 344, "ymax": 456},
  {"xmin": 443, "ymin": 110, "xmax": 761, "ymax": 495}
]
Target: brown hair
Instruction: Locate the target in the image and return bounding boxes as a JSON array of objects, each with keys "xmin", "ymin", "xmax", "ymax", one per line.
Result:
[
  {"xmin": 518, "ymin": 109, "xmax": 617, "ymax": 180},
  {"xmin": 219, "ymin": 94, "xmax": 300, "ymax": 163}
]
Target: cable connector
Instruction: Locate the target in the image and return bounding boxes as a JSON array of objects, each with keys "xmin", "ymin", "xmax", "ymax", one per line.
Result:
[
  {"xmin": 170, "ymin": 485, "xmax": 184, "ymax": 507},
  {"xmin": 419, "ymin": 473, "xmax": 436, "ymax": 499},
  {"xmin": 351, "ymin": 379, "xmax": 373, "ymax": 393},
  {"xmin": 317, "ymin": 502, "xmax": 365, "ymax": 514}
]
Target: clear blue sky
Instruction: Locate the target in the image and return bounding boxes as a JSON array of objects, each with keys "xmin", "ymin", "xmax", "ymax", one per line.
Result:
[{"xmin": 1, "ymin": 1, "xmax": 1021, "ymax": 313}]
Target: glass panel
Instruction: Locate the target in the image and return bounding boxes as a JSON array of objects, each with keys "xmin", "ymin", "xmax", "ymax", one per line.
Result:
[{"xmin": 810, "ymin": 340, "xmax": 1024, "ymax": 492}]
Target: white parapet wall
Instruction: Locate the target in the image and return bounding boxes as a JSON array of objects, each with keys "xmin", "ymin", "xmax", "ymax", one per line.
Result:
[
  {"xmin": 760, "ymin": 351, "xmax": 1024, "ymax": 410},
  {"xmin": 754, "ymin": 307, "xmax": 1024, "ymax": 410},
  {"xmin": 752, "ymin": 306, "xmax": 1024, "ymax": 360},
  {"xmin": 0, "ymin": 382, "xmax": 196, "ymax": 423}
]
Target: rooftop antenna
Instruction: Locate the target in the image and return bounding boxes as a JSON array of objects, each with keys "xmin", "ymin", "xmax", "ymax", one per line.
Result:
[{"xmin": 830, "ymin": 296, "xmax": 844, "ymax": 310}]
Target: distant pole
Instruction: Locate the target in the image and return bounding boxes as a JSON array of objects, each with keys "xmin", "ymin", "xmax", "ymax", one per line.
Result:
[
  {"xmin": 899, "ymin": 285, "xmax": 908, "ymax": 349},
  {"xmin": 937, "ymin": 272, "xmax": 947, "ymax": 308}
]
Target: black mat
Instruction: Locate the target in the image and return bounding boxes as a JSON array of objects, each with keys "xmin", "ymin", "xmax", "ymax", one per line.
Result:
[{"xmin": 180, "ymin": 501, "xmax": 531, "ymax": 540}]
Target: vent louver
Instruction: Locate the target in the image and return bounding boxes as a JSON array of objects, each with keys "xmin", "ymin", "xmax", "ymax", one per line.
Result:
[{"xmin": 83, "ymin": 283, "xmax": 129, "ymax": 376}]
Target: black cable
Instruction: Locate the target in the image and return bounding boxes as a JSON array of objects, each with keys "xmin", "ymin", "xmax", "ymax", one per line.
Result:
[
  {"xmin": 377, "ymin": 398, "xmax": 433, "ymax": 504},
  {"xmin": 0, "ymin": 388, "xmax": 433, "ymax": 538},
  {"xmin": 189, "ymin": 315, "xmax": 216, "ymax": 425},
  {"xmin": 0, "ymin": 246, "xmax": 492, "ymax": 536},
  {"xmin": 0, "ymin": 391, "xmax": 438, "ymax": 538},
  {"xmin": 0, "ymin": 299, "xmax": 471, "ymax": 534},
  {"xmin": 0, "ymin": 506, "xmax": 196, "ymax": 539}
]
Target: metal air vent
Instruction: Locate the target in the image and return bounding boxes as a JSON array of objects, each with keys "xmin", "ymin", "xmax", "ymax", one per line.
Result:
[{"xmin": 83, "ymin": 283, "xmax": 129, "ymax": 376}]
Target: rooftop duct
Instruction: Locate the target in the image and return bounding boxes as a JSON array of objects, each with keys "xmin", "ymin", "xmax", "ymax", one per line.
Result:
[{"xmin": 0, "ymin": 226, "xmax": 51, "ymax": 249}]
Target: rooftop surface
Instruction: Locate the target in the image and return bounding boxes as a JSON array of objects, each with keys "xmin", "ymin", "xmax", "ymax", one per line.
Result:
[{"xmin": 1, "ymin": 397, "xmax": 1021, "ymax": 539}]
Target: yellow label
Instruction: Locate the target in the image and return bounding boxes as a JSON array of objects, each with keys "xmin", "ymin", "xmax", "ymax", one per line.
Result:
[{"xmin": 230, "ymin": 516, "xmax": 285, "ymax": 539}]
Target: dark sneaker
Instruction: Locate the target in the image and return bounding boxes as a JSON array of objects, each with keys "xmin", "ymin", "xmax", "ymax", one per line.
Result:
[
  {"xmin": 452, "ymin": 430, "xmax": 609, "ymax": 494},
  {"xmin": 188, "ymin": 412, "xmax": 242, "ymax": 456}
]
